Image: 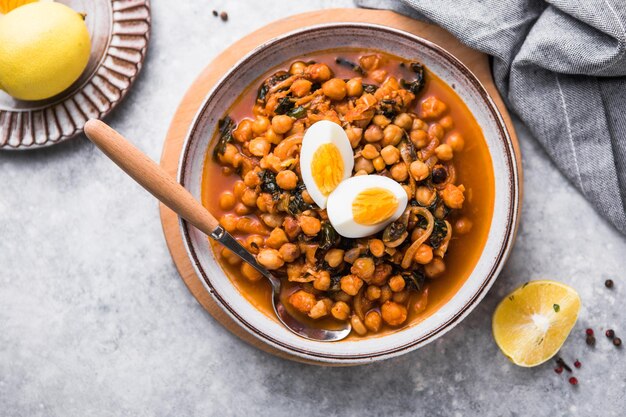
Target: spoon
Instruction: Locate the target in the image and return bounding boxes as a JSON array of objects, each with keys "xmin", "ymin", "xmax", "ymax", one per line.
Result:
[{"xmin": 84, "ymin": 119, "xmax": 351, "ymax": 341}]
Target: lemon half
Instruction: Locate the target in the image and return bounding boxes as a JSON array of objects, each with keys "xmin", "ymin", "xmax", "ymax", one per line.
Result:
[
  {"xmin": 492, "ymin": 280, "xmax": 581, "ymax": 367},
  {"xmin": 0, "ymin": 2, "xmax": 91, "ymax": 101}
]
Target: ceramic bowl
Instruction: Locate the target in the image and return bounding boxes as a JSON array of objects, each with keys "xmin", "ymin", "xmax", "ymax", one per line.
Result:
[{"xmin": 178, "ymin": 23, "xmax": 520, "ymax": 364}]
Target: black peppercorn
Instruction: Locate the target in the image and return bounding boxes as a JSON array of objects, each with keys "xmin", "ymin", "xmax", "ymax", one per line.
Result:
[
  {"xmin": 606, "ymin": 329, "xmax": 615, "ymax": 338},
  {"xmin": 614, "ymin": 337, "xmax": 622, "ymax": 347},
  {"xmin": 605, "ymin": 279, "xmax": 614, "ymax": 288},
  {"xmin": 212, "ymin": 10, "xmax": 218, "ymax": 16},
  {"xmin": 220, "ymin": 11, "xmax": 228, "ymax": 21},
  {"xmin": 586, "ymin": 334, "xmax": 596, "ymax": 346}
]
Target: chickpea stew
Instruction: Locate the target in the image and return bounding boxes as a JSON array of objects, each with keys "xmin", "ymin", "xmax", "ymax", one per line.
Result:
[{"xmin": 202, "ymin": 50, "xmax": 495, "ymax": 339}]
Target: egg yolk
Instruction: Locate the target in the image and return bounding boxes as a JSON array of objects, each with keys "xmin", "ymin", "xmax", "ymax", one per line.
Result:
[
  {"xmin": 352, "ymin": 188, "xmax": 399, "ymax": 225},
  {"xmin": 311, "ymin": 143, "xmax": 344, "ymax": 196}
]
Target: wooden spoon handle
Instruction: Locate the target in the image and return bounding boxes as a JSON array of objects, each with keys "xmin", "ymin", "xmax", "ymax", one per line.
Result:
[{"xmin": 83, "ymin": 119, "xmax": 220, "ymax": 236}]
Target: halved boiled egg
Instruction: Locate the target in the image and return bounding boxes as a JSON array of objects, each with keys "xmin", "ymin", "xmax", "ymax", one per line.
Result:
[
  {"xmin": 300, "ymin": 120, "xmax": 354, "ymax": 209},
  {"xmin": 327, "ymin": 175, "xmax": 408, "ymax": 238}
]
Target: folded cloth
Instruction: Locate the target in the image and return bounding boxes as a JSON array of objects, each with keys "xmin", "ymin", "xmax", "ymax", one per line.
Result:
[{"xmin": 356, "ymin": 0, "xmax": 626, "ymax": 234}]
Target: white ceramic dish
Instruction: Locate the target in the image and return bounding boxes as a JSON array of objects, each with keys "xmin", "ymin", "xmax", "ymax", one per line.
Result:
[{"xmin": 178, "ymin": 23, "xmax": 520, "ymax": 365}]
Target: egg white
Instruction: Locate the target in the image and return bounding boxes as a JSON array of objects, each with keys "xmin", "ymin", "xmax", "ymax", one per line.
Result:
[
  {"xmin": 299, "ymin": 120, "xmax": 354, "ymax": 209},
  {"xmin": 326, "ymin": 175, "xmax": 408, "ymax": 238}
]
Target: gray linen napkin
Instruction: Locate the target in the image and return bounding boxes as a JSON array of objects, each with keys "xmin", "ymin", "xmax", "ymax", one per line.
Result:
[{"xmin": 356, "ymin": 0, "xmax": 626, "ymax": 234}]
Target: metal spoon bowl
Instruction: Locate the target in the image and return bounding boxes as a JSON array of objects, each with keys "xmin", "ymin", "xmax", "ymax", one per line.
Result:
[{"xmin": 84, "ymin": 119, "xmax": 351, "ymax": 342}]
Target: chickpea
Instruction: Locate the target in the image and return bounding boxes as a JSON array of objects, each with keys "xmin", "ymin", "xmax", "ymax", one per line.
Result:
[
  {"xmin": 413, "ymin": 244, "xmax": 434, "ymax": 265},
  {"xmin": 241, "ymin": 188, "xmax": 259, "ymax": 207},
  {"xmin": 421, "ymin": 96, "xmax": 448, "ymax": 119},
  {"xmin": 435, "ymin": 144, "xmax": 453, "ymax": 161},
  {"xmin": 440, "ymin": 184, "xmax": 465, "ymax": 209},
  {"xmin": 248, "ymin": 138, "xmax": 271, "ymax": 157},
  {"xmin": 389, "ymin": 275, "xmax": 406, "ymax": 292},
  {"xmin": 243, "ymin": 170, "xmax": 260, "ymax": 188},
  {"xmin": 296, "ymin": 215, "xmax": 320, "ymax": 236},
  {"xmin": 233, "ymin": 180, "xmax": 246, "ymax": 198},
  {"xmin": 361, "ymin": 144, "xmax": 380, "ymax": 160},
  {"xmin": 233, "ymin": 119, "xmax": 253, "ymax": 143},
  {"xmin": 307, "ymin": 63, "xmax": 332, "ymax": 82},
  {"xmin": 382, "ymin": 124, "xmax": 404, "ymax": 147},
  {"xmin": 219, "ymin": 214, "xmax": 238, "ymax": 233},
  {"xmin": 277, "ymin": 243, "xmax": 299, "ymax": 263},
  {"xmin": 439, "ymin": 115, "xmax": 454, "ymax": 131},
  {"xmin": 309, "ymin": 299, "xmax": 331, "ymax": 319},
  {"xmin": 454, "ymin": 216, "xmax": 473, "ymax": 235},
  {"xmin": 276, "ymin": 170, "xmax": 298, "ymax": 190},
  {"xmin": 412, "ymin": 118, "xmax": 428, "ymax": 131},
  {"xmin": 291, "ymin": 78, "xmax": 312, "ymax": 97},
  {"xmin": 446, "ymin": 132, "xmax": 465, "ymax": 152},
  {"xmin": 354, "ymin": 157, "xmax": 375, "ymax": 174},
  {"xmin": 289, "ymin": 61, "xmax": 307, "ymax": 74},
  {"xmin": 346, "ymin": 77, "xmax": 363, "ymax": 96},
  {"xmin": 237, "ymin": 218, "xmax": 268, "ymax": 235},
  {"xmin": 221, "ymin": 247, "xmax": 241, "ymax": 266},
  {"xmin": 219, "ymin": 143, "xmax": 238, "ymax": 165},
  {"xmin": 350, "ymin": 257, "xmax": 375, "ymax": 280},
  {"xmin": 373, "ymin": 115, "xmax": 391, "ymax": 128},
  {"xmin": 364, "ymin": 124, "xmax": 383, "ymax": 142},
  {"xmin": 289, "ymin": 290, "xmax": 316, "ymax": 314},
  {"xmin": 340, "ymin": 275, "xmax": 364, "ymax": 296},
  {"xmin": 354, "ymin": 170, "xmax": 368, "ymax": 176},
  {"xmin": 424, "ymin": 257, "xmax": 446, "ymax": 279},
  {"xmin": 351, "ymin": 314, "xmax": 368, "ymax": 336},
  {"xmin": 393, "ymin": 290, "xmax": 410, "ymax": 304},
  {"xmin": 322, "ymin": 78, "xmax": 347, "ymax": 101},
  {"xmin": 345, "ymin": 126, "xmax": 363, "ymax": 148},
  {"xmin": 252, "ymin": 116, "xmax": 270, "ymax": 135},
  {"xmin": 416, "ymin": 186, "xmax": 436, "ymax": 206},
  {"xmin": 390, "ymin": 163, "xmax": 409, "ymax": 182},
  {"xmin": 301, "ymin": 190, "xmax": 314, "ymax": 204},
  {"xmin": 245, "ymin": 234, "xmax": 264, "ymax": 254},
  {"xmin": 313, "ymin": 271, "xmax": 331, "ymax": 291},
  {"xmin": 402, "ymin": 184, "xmax": 412, "ymax": 200},
  {"xmin": 380, "ymin": 145, "xmax": 400, "ymax": 165},
  {"xmin": 368, "ymin": 239, "xmax": 385, "ymax": 257},
  {"xmin": 364, "ymin": 311, "xmax": 382, "ymax": 332},
  {"xmin": 381, "ymin": 301, "xmax": 408, "ymax": 326},
  {"xmin": 324, "ymin": 248, "xmax": 345, "ymax": 268},
  {"xmin": 241, "ymin": 262, "xmax": 262, "ymax": 282},
  {"xmin": 370, "ymin": 69, "xmax": 387, "ymax": 83},
  {"xmin": 410, "ymin": 129, "xmax": 429, "ymax": 148},
  {"xmin": 234, "ymin": 202, "xmax": 252, "ymax": 216},
  {"xmin": 266, "ymin": 227, "xmax": 289, "ymax": 249},
  {"xmin": 394, "ymin": 113, "xmax": 413, "ymax": 131},
  {"xmin": 428, "ymin": 123, "xmax": 445, "ymax": 140},
  {"xmin": 370, "ymin": 263, "xmax": 392, "ymax": 286},
  {"xmin": 360, "ymin": 54, "xmax": 381, "ymax": 71},
  {"xmin": 380, "ymin": 285, "xmax": 393, "ymax": 303},
  {"xmin": 331, "ymin": 301, "xmax": 350, "ymax": 321},
  {"xmin": 256, "ymin": 248, "xmax": 284, "ymax": 270},
  {"xmin": 373, "ymin": 156, "xmax": 386, "ymax": 172},
  {"xmin": 219, "ymin": 192, "xmax": 236, "ymax": 210},
  {"xmin": 366, "ymin": 285, "xmax": 381, "ymax": 300},
  {"xmin": 410, "ymin": 160, "xmax": 430, "ymax": 181},
  {"xmin": 268, "ymin": 115, "xmax": 292, "ymax": 135}
]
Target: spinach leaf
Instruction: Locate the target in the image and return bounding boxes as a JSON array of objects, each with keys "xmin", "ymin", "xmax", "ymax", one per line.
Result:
[
  {"xmin": 212, "ymin": 116, "xmax": 235, "ymax": 160},
  {"xmin": 362, "ymin": 84, "xmax": 378, "ymax": 94},
  {"xmin": 429, "ymin": 219, "xmax": 448, "ymax": 249},
  {"xmin": 400, "ymin": 61, "xmax": 426, "ymax": 95},
  {"xmin": 335, "ymin": 57, "xmax": 365, "ymax": 75},
  {"xmin": 274, "ymin": 97, "xmax": 295, "ymax": 115},
  {"xmin": 402, "ymin": 269, "xmax": 426, "ymax": 291},
  {"xmin": 287, "ymin": 183, "xmax": 314, "ymax": 215},
  {"xmin": 287, "ymin": 106, "xmax": 307, "ymax": 119},
  {"xmin": 319, "ymin": 222, "xmax": 340, "ymax": 251},
  {"xmin": 259, "ymin": 170, "xmax": 280, "ymax": 196}
]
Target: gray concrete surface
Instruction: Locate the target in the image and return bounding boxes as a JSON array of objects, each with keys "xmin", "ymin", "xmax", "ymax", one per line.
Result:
[{"xmin": 1, "ymin": 1, "xmax": 624, "ymax": 416}]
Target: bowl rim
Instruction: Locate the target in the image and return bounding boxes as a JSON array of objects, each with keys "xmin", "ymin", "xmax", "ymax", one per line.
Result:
[{"xmin": 177, "ymin": 22, "xmax": 520, "ymax": 363}]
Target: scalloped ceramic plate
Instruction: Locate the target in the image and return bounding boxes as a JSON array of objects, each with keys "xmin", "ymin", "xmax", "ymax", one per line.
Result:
[
  {"xmin": 178, "ymin": 23, "xmax": 521, "ymax": 364},
  {"xmin": 0, "ymin": 0, "xmax": 150, "ymax": 150}
]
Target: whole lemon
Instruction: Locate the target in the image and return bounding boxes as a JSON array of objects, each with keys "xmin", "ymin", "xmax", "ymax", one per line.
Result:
[{"xmin": 0, "ymin": 2, "xmax": 91, "ymax": 101}]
